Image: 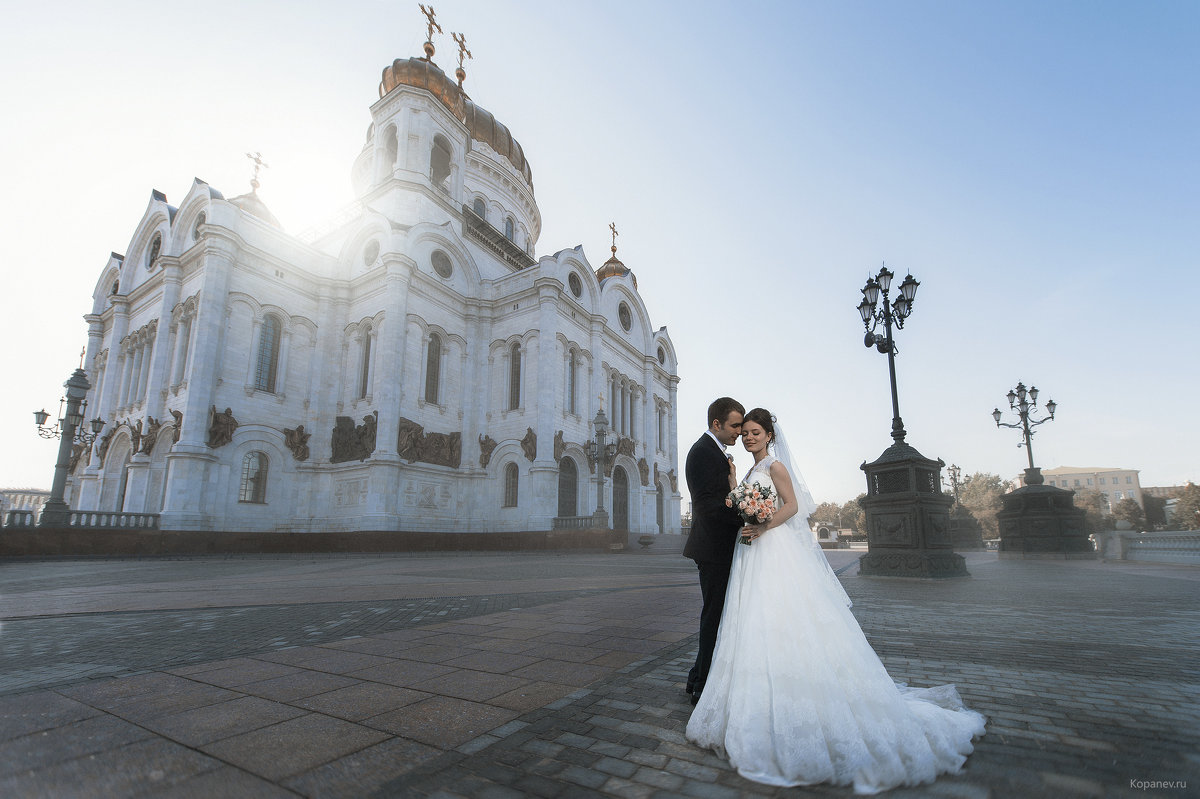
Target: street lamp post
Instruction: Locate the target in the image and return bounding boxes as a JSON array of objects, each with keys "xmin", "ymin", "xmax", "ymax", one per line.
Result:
[
  {"xmin": 33, "ymin": 366, "xmax": 104, "ymax": 527},
  {"xmin": 858, "ymin": 266, "xmax": 920, "ymax": 443},
  {"xmin": 943, "ymin": 463, "xmax": 962, "ymax": 507},
  {"xmin": 992, "ymin": 381, "xmax": 1056, "ymax": 484},
  {"xmin": 584, "ymin": 406, "xmax": 617, "ymax": 529}
]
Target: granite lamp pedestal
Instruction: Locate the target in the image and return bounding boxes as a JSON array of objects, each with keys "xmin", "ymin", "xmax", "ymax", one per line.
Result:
[
  {"xmin": 997, "ymin": 468, "xmax": 1095, "ymax": 558},
  {"xmin": 949, "ymin": 508, "xmax": 985, "ymax": 550},
  {"xmin": 859, "ymin": 442, "xmax": 968, "ymax": 578}
]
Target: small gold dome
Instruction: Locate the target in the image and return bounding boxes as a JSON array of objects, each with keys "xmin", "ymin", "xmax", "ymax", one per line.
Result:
[{"xmin": 596, "ymin": 250, "xmax": 637, "ymax": 290}]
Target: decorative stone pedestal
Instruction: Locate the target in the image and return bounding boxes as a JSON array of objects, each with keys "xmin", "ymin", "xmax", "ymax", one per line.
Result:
[
  {"xmin": 998, "ymin": 468, "xmax": 1095, "ymax": 558},
  {"xmin": 859, "ymin": 441, "xmax": 968, "ymax": 578},
  {"xmin": 949, "ymin": 509, "xmax": 985, "ymax": 550}
]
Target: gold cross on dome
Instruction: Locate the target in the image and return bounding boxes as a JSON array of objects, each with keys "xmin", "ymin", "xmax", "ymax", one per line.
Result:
[
  {"xmin": 245, "ymin": 151, "xmax": 269, "ymax": 191},
  {"xmin": 452, "ymin": 32, "xmax": 472, "ymax": 69},
  {"xmin": 609, "ymin": 222, "xmax": 619, "ymax": 254},
  {"xmin": 419, "ymin": 4, "xmax": 442, "ymax": 41},
  {"xmin": 78, "ymin": 347, "xmax": 86, "ymax": 369}
]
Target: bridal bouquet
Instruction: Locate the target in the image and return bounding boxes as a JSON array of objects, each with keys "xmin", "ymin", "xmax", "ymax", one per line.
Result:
[{"xmin": 726, "ymin": 481, "xmax": 775, "ymax": 545}]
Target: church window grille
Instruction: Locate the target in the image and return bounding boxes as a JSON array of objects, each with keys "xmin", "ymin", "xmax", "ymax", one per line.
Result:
[
  {"xmin": 472, "ymin": 197, "xmax": 486, "ymax": 219},
  {"xmin": 425, "ymin": 333, "xmax": 441, "ymax": 404},
  {"xmin": 192, "ymin": 213, "xmax": 206, "ymax": 242},
  {"xmin": 657, "ymin": 407, "xmax": 665, "ymax": 452},
  {"xmin": 568, "ymin": 272, "xmax": 582, "ymax": 297},
  {"xmin": 255, "ymin": 316, "xmax": 282, "ymax": 393},
  {"xmin": 508, "ymin": 342, "xmax": 521, "ymax": 411},
  {"xmin": 558, "ymin": 457, "xmax": 578, "ymax": 517},
  {"xmin": 657, "ymin": 345, "xmax": 666, "ymax": 364},
  {"xmin": 238, "ymin": 452, "xmax": 268, "ymax": 503},
  {"xmin": 618, "ymin": 302, "xmax": 632, "ymax": 331},
  {"xmin": 430, "ymin": 135, "xmax": 452, "ymax": 188},
  {"xmin": 503, "ymin": 462, "xmax": 519, "ymax": 507},
  {"xmin": 358, "ymin": 325, "xmax": 373, "ymax": 399},
  {"xmin": 384, "ymin": 126, "xmax": 398, "ymax": 167},
  {"xmin": 431, "ymin": 249, "xmax": 453, "ymax": 278},
  {"xmin": 567, "ymin": 351, "xmax": 577, "ymax": 415},
  {"xmin": 504, "ymin": 217, "xmax": 514, "ymax": 241},
  {"xmin": 363, "ymin": 239, "xmax": 380, "ymax": 265}
]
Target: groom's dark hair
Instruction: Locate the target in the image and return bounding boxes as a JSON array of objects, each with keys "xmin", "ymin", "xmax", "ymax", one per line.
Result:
[{"xmin": 707, "ymin": 397, "xmax": 745, "ymax": 428}]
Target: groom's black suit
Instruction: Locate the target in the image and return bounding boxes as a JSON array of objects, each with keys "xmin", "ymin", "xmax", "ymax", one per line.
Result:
[{"xmin": 683, "ymin": 432, "xmax": 743, "ymax": 698}]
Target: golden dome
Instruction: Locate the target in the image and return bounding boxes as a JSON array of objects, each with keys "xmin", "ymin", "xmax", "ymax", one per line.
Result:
[
  {"xmin": 379, "ymin": 57, "xmax": 533, "ymax": 188},
  {"xmin": 596, "ymin": 249, "xmax": 637, "ymax": 290},
  {"xmin": 228, "ymin": 190, "xmax": 281, "ymax": 228}
]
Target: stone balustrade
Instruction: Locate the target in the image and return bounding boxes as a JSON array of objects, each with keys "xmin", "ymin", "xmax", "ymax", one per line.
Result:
[{"xmin": 1095, "ymin": 530, "xmax": 1200, "ymax": 564}]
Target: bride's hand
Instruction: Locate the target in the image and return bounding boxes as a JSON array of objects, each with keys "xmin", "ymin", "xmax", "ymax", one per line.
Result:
[{"xmin": 741, "ymin": 525, "xmax": 764, "ymax": 542}]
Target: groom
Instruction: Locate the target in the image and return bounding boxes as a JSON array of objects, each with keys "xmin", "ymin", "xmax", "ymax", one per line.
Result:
[{"xmin": 683, "ymin": 397, "xmax": 745, "ymax": 704}]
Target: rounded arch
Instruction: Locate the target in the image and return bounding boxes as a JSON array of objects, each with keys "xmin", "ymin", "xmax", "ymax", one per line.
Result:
[
  {"xmin": 408, "ymin": 224, "xmax": 483, "ymax": 291},
  {"xmin": 557, "ymin": 455, "xmax": 580, "ymax": 517},
  {"xmin": 334, "ymin": 213, "xmax": 392, "ymax": 278},
  {"xmin": 603, "ymin": 285, "xmax": 654, "ymax": 351},
  {"xmin": 100, "ymin": 433, "xmax": 134, "ymax": 511}
]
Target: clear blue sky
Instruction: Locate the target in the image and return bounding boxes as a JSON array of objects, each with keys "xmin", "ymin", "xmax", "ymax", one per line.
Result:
[{"xmin": 1, "ymin": 1, "xmax": 1196, "ymax": 503}]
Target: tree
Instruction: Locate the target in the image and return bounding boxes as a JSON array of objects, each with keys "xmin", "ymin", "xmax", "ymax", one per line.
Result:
[
  {"xmin": 845, "ymin": 495, "xmax": 868, "ymax": 538},
  {"xmin": 957, "ymin": 473, "xmax": 1011, "ymax": 539},
  {"xmin": 1111, "ymin": 498, "xmax": 1145, "ymax": 531},
  {"xmin": 1142, "ymin": 494, "xmax": 1167, "ymax": 528},
  {"xmin": 1173, "ymin": 483, "xmax": 1200, "ymax": 530},
  {"xmin": 1073, "ymin": 489, "xmax": 1107, "ymax": 535},
  {"xmin": 809, "ymin": 502, "xmax": 842, "ymax": 529}
]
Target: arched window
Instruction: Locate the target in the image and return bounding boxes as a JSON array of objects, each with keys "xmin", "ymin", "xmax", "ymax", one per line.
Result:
[
  {"xmin": 612, "ymin": 466, "xmax": 629, "ymax": 530},
  {"xmin": 566, "ymin": 350, "xmax": 577, "ymax": 415},
  {"xmin": 430, "ymin": 135, "xmax": 452, "ymax": 188},
  {"xmin": 508, "ymin": 342, "xmax": 521, "ymax": 411},
  {"xmin": 558, "ymin": 457, "xmax": 578, "ymax": 517},
  {"xmin": 384, "ymin": 126, "xmax": 398, "ymax": 167},
  {"xmin": 472, "ymin": 197, "xmax": 486, "ymax": 219},
  {"xmin": 239, "ymin": 452, "xmax": 268, "ymax": 503},
  {"xmin": 255, "ymin": 316, "xmax": 281, "ymax": 393},
  {"xmin": 146, "ymin": 233, "xmax": 161, "ymax": 269},
  {"xmin": 424, "ymin": 333, "xmax": 441, "ymax": 404},
  {"xmin": 504, "ymin": 217, "xmax": 514, "ymax": 241},
  {"xmin": 358, "ymin": 324, "xmax": 373, "ymax": 399},
  {"xmin": 503, "ymin": 462, "xmax": 519, "ymax": 507}
]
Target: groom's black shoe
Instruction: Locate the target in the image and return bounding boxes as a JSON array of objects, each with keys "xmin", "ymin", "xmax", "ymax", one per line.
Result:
[{"xmin": 689, "ymin": 692, "xmax": 700, "ymax": 706}]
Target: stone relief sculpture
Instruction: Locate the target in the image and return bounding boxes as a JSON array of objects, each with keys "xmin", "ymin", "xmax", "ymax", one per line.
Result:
[
  {"xmin": 69, "ymin": 442, "xmax": 88, "ymax": 473},
  {"xmin": 397, "ymin": 417, "xmax": 424, "ymax": 461},
  {"xmin": 170, "ymin": 409, "xmax": 183, "ymax": 443},
  {"xmin": 141, "ymin": 417, "xmax": 162, "ymax": 455},
  {"xmin": 284, "ymin": 424, "xmax": 311, "ymax": 462},
  {"xmin": 638, "ymin": 457, "xmax": 650, "ymax": 486},
  {"xmin": 331, "ymin": 411, "xmax": 378, "ymax": 463},
  {"xmin": 96, "ymin": 429, "xmax": 114, "ymax": 464},
  {"xmin": 478, "ymin": 434, "xmax": 498, "ymax": 468},
  {"xmin": 616, "ymin": 436, "xmax": 636, "ymax": 458},
  {"xmin": 521, "ymin": 427, "xmax": 537, "ymax": 462},
  {"xmin": 395, "ymin": 416, "xmax": 462, "ymax": 468},
  {"xmin": 667, "ymin": 468, "xmax": 678, "ymax": 492},
  {"xmin": 553, "ymin": 430, "xmax": 565, "ymax": 462},
  {"xmin": 208, "ymin": 406, "xmax": 238, "ymax": 448},
  {"xmin": 128, "ymin": 419, "xmax": 143, "ymax": 455}
]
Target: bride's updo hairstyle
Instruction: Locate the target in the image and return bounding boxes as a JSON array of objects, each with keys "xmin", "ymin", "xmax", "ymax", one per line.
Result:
[{"xmin": 743, "ymin": 408, "xmax": 777, "ymax": 447}]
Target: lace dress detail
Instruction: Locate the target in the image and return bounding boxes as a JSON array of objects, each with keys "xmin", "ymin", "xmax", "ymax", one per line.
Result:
[{"xmin": 686, "ymin": 456, "xmax": 985, "ymax": 793}]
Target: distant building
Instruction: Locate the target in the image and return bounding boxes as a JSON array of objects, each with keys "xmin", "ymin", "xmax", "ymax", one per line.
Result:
[
  {"xmin": 1020, "ymin": 467, "xmax": 1143, "ymax": 511},
  {"xmin": 1143, "ymin": 485, "xmax": 1186, "ymax": 499}
]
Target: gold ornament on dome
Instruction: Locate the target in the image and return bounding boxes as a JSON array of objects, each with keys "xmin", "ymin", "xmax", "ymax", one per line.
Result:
[
  {"xmin": 419, "ymin": 4, "xmax": 442, "ymax": 60},
  {"xmin": 452, "ymin": 32, "xmax": 472, "ymax": 87}
]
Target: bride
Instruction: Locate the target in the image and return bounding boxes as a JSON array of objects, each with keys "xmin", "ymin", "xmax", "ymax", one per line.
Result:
[{"xmin": 685, "ymin": 408, "xmax": 986, "ymax": 794}]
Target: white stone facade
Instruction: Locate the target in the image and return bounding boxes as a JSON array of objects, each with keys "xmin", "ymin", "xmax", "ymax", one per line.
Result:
[{"xmin": 69, "ymin": 55, "xmax": 681, "ymax": 536}]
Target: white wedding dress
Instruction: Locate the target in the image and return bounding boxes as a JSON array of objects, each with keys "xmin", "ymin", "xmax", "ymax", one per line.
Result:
[{"xmin": 686, "ymin": 452, "xmax": 986, "ymax": 794}]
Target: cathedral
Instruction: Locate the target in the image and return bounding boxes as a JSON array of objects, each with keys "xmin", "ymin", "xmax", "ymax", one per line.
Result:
[{"xmin": 68, "ymin": 25, "xmax": 682, "ymax": 537}]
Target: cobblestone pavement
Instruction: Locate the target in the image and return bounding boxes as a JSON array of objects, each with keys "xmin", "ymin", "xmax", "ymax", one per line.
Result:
[{"xmin": 1, "ymin": 551, "xmax": 1197, "ymax": 798}]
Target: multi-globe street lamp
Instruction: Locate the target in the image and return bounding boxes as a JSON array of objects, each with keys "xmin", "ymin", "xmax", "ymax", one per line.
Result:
[
  {"xmin": 992, "ymin": 382, "xmax": 1057, "ymax": 474},
  {"xmin": 857, "ymin": 265, "xmax": 920, "ymax": 443},
  {"xmin": 584, "ymin": 405, "xmax": 617, "ymax": 528},
  {"xmin": 32, "ymin": 364, "xmax": 103, "ymax": 526}
]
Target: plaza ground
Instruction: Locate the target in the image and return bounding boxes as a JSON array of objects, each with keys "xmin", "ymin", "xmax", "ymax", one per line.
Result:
[{"xmin": 1, "ymin": 546, "xmax": 1197, "ymax": 797}]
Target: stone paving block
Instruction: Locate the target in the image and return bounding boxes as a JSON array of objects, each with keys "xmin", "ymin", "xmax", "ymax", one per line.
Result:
[
  {"xmin": 490, "ymin": 680, "xmax": 576, "ymax": 712},
  {"xmin": 292, "ymin": 680, "xmax": 432, "ymax": 721},
  {"xmin": 365, "ymin": 694, "xmax": 519, "ymax": 748},
  {"xmin": 0, "ymin": 712, "xmax": 153, "ymax": 777},
  {"xmin": 290, "ymin": 647, "xmax": 398, "ymax": 675},
  {"xmin": 138, "ymin": 694, "xmax": 307, "ymax": 747},
  {"xmin": 283, "ymin": 734, "xmax": 442, "ymax": 797},
  {"xmin": 171, "ymin": 657, "xmax": 302, "ymax": 688},
  {"xmin": 630, "ymin": 765, "xmax": 685, "ymax": 790},
  {"xmin": 238, "ymin": 668, "xmax": 358, "ymax": 702},
  {"xmin": 152, "ymin": 765, "xmax": 297, "ymax": 798},
  {"xmin": 510, "ymin": 659, "xmax": 611, "ymax": 686},
  {"xmin": 201, "ymin": 712, "xmax": 389, "ymax": 781},
  {"xmin": 0, "ymin": 736, "xmax": 223, "ymax": 798},
  {"xmin": 442, "ymin": 650, "xmax": 544, "ymax": 674},
  {"xmin": 346, "ymin": 657, "xmax": 460, "ymax": 687},
  {"xmin": 599, "ymin": 775, "xmax": 656, "ymax": 799},
  {"xmin": 410, "ymin": 668, "xmax": 532, "ymax": 702},
  {"xmin": 0, "ymin": 690, "xmax": 99, "ymax": 743}
]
